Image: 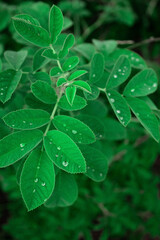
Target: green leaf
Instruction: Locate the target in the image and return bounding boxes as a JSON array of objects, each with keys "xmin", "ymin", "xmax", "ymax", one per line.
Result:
[
  {"xmin": 53, "ymin": 115, "xmax": 95, "ymax": 144},
  {"xmin": 45, "ymin": 171, "xmax": 78, "ymax": 207},
  {"xmin": 63, "ymin": 17, "xmax": 73, "ymax": 31},
  {"xmin": 0, "ymin": 58, "xmax": 2, "ymax": 71},
  {"xmin": 65, "ymin": 86, "xmax": 76, "ymax": 106},
  {"xmin": 103, "ymin": 118, "xmax": 127, "ymax": 140},
  {"xmin": 123, "ymin": 69, "xmax": 158, "ymax": 97},
  {"xmin": 58, "ymin": 95, "xmax": 87, "ymax": 111},
  {"xmin": 50, "ymin": 66, "xmax": 62, "ymax": 77},
  {"xmin": 0, "ymin": 130, "xmax": 43, "ymax": 168},
  {"xmin": 106, "ymin": 90, "xmax": 131, "ymax": 126},
  {"xmin": 68, "ymin": 70, "xmax": 87, "ymax": 81},
  {"xmin": 126, "ymin": 97, "xmax": 160, "ymax": 142},
  {"xmin": 49, "ymin": 5, "xmax": 63, "ymax": 43},
  {"xmin": 80, "ymin": 146, "xmax": 108, "ymax": 182},
  {"xmin": 4, "ymin": 50, "xmax": 27, "ymax": 70},
  {"xmin": 84, "ymin": 85, "xmax": 99, "ymax": 100},
  {"xmin": 12, "ymin": 14, "xmax": 50, "ymax": 47},
  {"xmin": 29, "ymin": 72, "xmax": 51, "ymax": 84},
  {"xmin": 73, "ymin": 43, "xmax": 95, "ymax": 61},
  {"xmin": 42, "ymin": 49, "xmax": 57, "ymax": 59},
  {"xmin": 89, "ymin": 53, "xmax": 104, "ymax": 83},
  {"xmin": 33, "ymin": 48, "xmax": 50, "ymax": 72},
  {"xmin": 20, "ymin": 148, "xmax": 55, "ymax": 211},
  {"xmin": 77, "ymin": 114, "xmax": 105, "ymax": 140},
  {"xmin": 62, "ymin": 56, "xmax": 79, "ymax": 72},
  {"xmin": 31, "ymin": 80, "xmax": 57, "ymax": 104},
  {"xmin": 59, "ymin": 34, "xmax": 75, "ymax": 59},
  {"xmin": 106, "ymin": 55, "xmax": 131, "ymax": 89},
  {"xmin": 0, "ymin": 69, "xmax": 22, "ymax": 103},
  {"xmin": 44, "ymin": 130, "xmax": 86, "ymax": 173},
  {"xmin": 56, "ymin": 77, "xmax": 67, "ymax": 87},
  {"xmin": 109, "ymin": 48, "xmax": 147, "ymax": 69},
  {"xmin": 93, "ymin": 39, "xmax": 117, "ymax": 55},
  {"xmin": 73, "ymin": 81, "xmax": 91, "ymax": 93},
  {"xmin": 3, "ymin": 109, "xmax": 50, "ymax": 130}
]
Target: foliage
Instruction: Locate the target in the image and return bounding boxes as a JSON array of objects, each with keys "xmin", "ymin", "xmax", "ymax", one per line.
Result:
[{"xmin": 0, "ymin": 0, "xmax": 160, "ymax": 239}]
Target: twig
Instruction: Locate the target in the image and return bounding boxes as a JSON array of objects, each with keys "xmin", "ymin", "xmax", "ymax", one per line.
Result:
[
  {"xmin": 128, "ymin": 36, "xmax": 160, "ymax": 49},
  {"xmin": 117, "ymin": 40, "xmax": 134, "ymax": 45}
]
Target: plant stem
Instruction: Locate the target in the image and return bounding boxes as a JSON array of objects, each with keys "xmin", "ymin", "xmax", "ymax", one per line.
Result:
[
  {"xmin": 128, "ymin": 36, "xmax": 160, "ymax": 49},
  {"xmin": 43, "ymin": 90, "xmax": 63, "ymax": 136},
  {"xmin": 49, "ymin": 44, "xmax": 63, "ymax": 72}
]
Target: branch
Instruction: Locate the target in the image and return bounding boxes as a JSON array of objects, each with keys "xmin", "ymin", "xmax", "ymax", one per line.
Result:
[{"xmin": 128, "ymin": 36, "xmax": 160, "ymax": 49}]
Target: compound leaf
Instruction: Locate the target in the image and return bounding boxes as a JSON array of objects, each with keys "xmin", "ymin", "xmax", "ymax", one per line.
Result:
[
  {"xmin": 62, "ymin": 56, "xmax": 79, "ymax": 72},
  {"xmin": 58, "ymin": 95, "xmax": 87, "ymax": 111},
  {"xmin": 33, "ymin": 48, "xmax": 50, "ymax": 72},
  {"xmin": 20, "ymin": 148, "xmax": 55, "ymax": 211},
  {"xmin": 123, "ymin": 69, "xmax": 158, "ymax": 97},
  {"xmin": 68, "ymin": 70, "xmax": 87, "ymax": 81},
  {"xmin": 3, "ymin": 109, "xmax": 50, "ymax": 130},
  {"xmin": 89, "ymin": 53, "xmax": 104, "ymax": 83},
  {"xmin": 4, "ymin": 50, "xmax": 27, "ymax": 70},
  {"xmin": 80, "ymin": 146, "xmax": 108, "ymax": 182},
  {"xmin": 0, "ymin": 130, "xmax": 43, "ymax": 168},
  {"xmin": 59, "ymin": 34, "xmax": 75, "ymax": 59},
  {"xmin": 44, "ymin": 130, "xmax": 86, "ymax": 174},
  {"xmin": 12, "ymin": 14, "xmax": 50, "ymax": 47},
  {"xmin": 49, "ymin": 5, "xmax": 63, "ymax": 43},
  {"xmin": 31, "ymin": 80, "xmax": 57, "ymax": 104},
  {"xmin": 73, "ymin": 81, "xmax": 91, "ymax": 93},
  {"xmin": 53, "ymin": 115, "xmax": 96, "ymax": 144},
  {"xmin": 126, "ymin": 97, "xmax": 160, "ymax": 142},
  {"xmin": 65, "ymin": 86, "xmax": 76, "ymax": 105},
  {"xmin": 45, "ymin": 171, "xmax": 78, "ymax": 207},
  {"xmin": 106, "ymin": 90, "xmax": 131, "ymax": 126},
  {"xmin": 0, "ymin": 69, "xmax": 22, "ymax": 103},
  {"xmin": 106, "ymin": 55, "xmax": 131, "ymax": 89}
]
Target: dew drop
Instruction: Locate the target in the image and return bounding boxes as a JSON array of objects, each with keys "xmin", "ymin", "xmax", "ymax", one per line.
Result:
[
  {"xmin": 99, "ymin": 134, "xmax": 103, "ymax": 138},
  {"xmin": 114, "ymin": 74, "xmax": 117, "ymax": 78},
  {"xmin": 1, "ymin": 88, "xmax": 4, "ymax": 90},
  {"xmin": 49, "ymin": 142, "xmax": 52, "ymax": 144},
  {"xmin": 0, "ymin": 93, "xmax": 3, "ymax": 95},
  {"xmin": 56, "ymin": 154, "xmax": 59, "ymax": 158},
  {"xmin": 131, "ymin": 89, "xmax": 135, "ymax": 92},
  {"xmin": 87, "ymin": 166, "xmax": 90, "ymax": 169},
  {"xmin": 69, "ymin": 65, "xmax": 72, "ymax": 68},
  {"xmin": 41, "ymin": 182, "xmax": 46, "ymax": 186},
  {"xmin": 29, "ymin": 123, "xmax": 33, "ymax": 125},
  {"xmin": 12, "ymin": 124, "xmax": 15, "ymax": 127},
  {"xmin": 23, "ymin": 121, "xmax": 26, "ymax": 123},
  {"xmin": 100, "ymin": 173, "xmax": 103, "ymax": 177},
  {"xmin": 116, "ymin": 110, "xmax": 120, "ymax": 114},
  {"xmin": 118, "ymin": 69, "xmax": 121, "ymax": 72},
  {"xmin": 136, "ymin": 59, "xmax": 139, "ymax": 62},
  {"xmin": 34, "ymin": 178, "xmax": 38, "ymax": 183},
  {"xmin": 92, "ymin": 169, "xmax": 95, "ymax": 172},
  {"xmin": 72, "ymin": 130, "xmax": 77, "ymax": 134},
  {"xmin": 153, "ymin": 83, "xmax": 157, "ymax": 87},
  {"xmin": 62, "ymin": 161, "xmax": 68, "ymax": 167},
  {"xmin": 21, "ymin": 148, "xmax": 24, "ymax": 151},
  {"xmin": 20, "ymin": 143, "xmax": 25, "ymax": 148},
  {"xmin": 108, "ymin": 93, "xmax": 111, "ymax": 96},
  {"xmin": 110, "ymin": 98, "xmax": 115, "ymax": 103},
  {"xmin": 93, "ymin": 74, "xmax": 95, "ymax": 77},
  {"xmin": 120, "ymin": 117, "xmax": 123, "ymax": 120},
  {"xmin": 33, "ymin": 189, "xmax": 36, "ymax": 193},
  {"xmin": 78, "ymin": 141, "xmax": 82, "ymax": 144},
  {"xmin": 57, "ymin": 146, "xmax": 61, "ymax": 150},
  {"xmin": 37, "ymin": 166, "xmax": 40, "ymax": 169}
]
